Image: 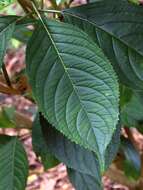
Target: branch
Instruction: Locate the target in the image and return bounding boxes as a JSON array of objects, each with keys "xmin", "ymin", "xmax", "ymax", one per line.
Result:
[
  {"xmin": 17, "ymin": 0, "xmax": 33, "ymax": 13},
  {"xmin": 2, "ymin": 64, "xmax": 12, "ymax": 87},
  {"xmin": 41, "ymin": 0, "xmax": 44, "ymax": 9},
  {"xmin": 39, "ymin": 9, "xmax": 61, "ymax": 14},
  {"xmin": 0, "ymin": 83, "xmax": 21, "ymax": 95}
]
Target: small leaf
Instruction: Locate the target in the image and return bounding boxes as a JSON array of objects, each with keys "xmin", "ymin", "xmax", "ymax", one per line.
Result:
[
  {"xmin": 32, "ymin": 115, "xmax": 59, "ymax": 170},
  {"xmin": 63, "ymin": 0, "xmax": 143, "ymax": 90},
  {"xmin": 26, "ymin": 17, "xmax": 119, "ymax": 163},
  {"xmin": 0, "ymin": 135, "xmax": 28, "ymax": 190},
  {"xmin": 0, "ymin": 107, "xmax": 15, "ymax": 128},
  {"xmin": 67, "ymin": 168, "xmax": 102, "ymax": 190},
  {"xmin": 0, "ymin": 16, "xmax": 17, "ymax": 68}
]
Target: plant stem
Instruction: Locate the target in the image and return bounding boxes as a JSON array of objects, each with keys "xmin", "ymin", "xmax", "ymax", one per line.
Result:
[
  {"xmin": 39, "ymin": 9, "xmax": 61, "ymax": 14},
  {"xmin": 0, "ymin": 84, "xmax": 21, "ymax": 95},
  {"xmin": 17, "ymin": 0, "xmax": 33, "ymax": 14},
  {"xmin": 2, "ymin": 64, "xmax": 12, "ymax": 87},
  {"xmin": 41, "ymin": 0, "xmax": 44, "ymax": 9}
]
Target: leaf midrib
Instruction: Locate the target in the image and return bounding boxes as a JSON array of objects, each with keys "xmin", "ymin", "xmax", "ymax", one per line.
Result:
[{"xmin": 63, "ymin": 12, "xmax": 143, "ymax": 57}]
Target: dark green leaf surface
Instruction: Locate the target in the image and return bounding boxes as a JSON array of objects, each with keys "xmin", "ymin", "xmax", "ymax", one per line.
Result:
[
  {"xmin": 63, "ymin": 0, "xmax": 143, "ymax": 90},
  {"xmin": 40, "ymin": 114, "xmax": 101, "ymax": 179},
  {"xmin": 32, "ymin": 115, "xmax": 59, "ymax": 170},
  {"xmin": 26, "ymin": 17, "xmax": 119, "ymax": 163},
  {"xmin": 37, "ymin": 114, "xmax": 120, "ymax": 189},
  {"xmin": 13, "ymin": 18, "xmax": 35, "ymax": 43},
  {"xmin": 40, "ymin": 114, "xmax": 120, "ymax": 174},
  {"xmin": 67, "ymin": 168, "xmax": 102, "ymax": 190},
  {"xmin": 0, "ymin": 16, "xmax": 17, "ymax": 68},
  {"xmin": 13, "ymin": 27, "xmax": 32, "ymax": 43},
  {"xmin": 121, "ymin": 93, "xmax": 143, "ymax": 127},
  {"xmin": 0, "ymin": 135, "xmax": 28, "ymax": 190},
  {"xmin": 121, "ymin": 137, "xmax": 141, "ymax": 180},
  {"xmin": 40, "ymin": 154, "xmax": 59, "ymax": 170},
  {"xmin": 120, "ymin": 85, "xmax": 133, "ymax": 108},
  {"xmin": 104, "ymin": 122, "xmax": 120, "ymax": 170}
]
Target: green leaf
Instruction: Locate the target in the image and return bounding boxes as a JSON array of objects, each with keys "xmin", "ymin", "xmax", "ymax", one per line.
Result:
[
  {"xmin": 121, "ymin": 92, "xmax": 143, "ymax": 127},
  {"xmin": 104, "ymin": 122, "xmax": 121, "ymax": 170},
  {"xmin": 40, "ymin": 114, "xmax": 120, "ymax": 174},
  {"xmin": 120, "ymin": 85, "xmax": 133, "ymax": 108},
  {"xmin": 39, "ymin": 113, "xmax": 120, "ymax": 189},
  {"xmin": 40, "ymin": 114, "xmax": 101, "ymax": 178},
  {"xmin": 121, "ymin": 137, "xmax": 141, "ymax": 180},
  {"xmin": 32, "ymin": 115, "xmax": 60, "ymax": 170},
  {"xmin": 67, "ymin": 168, "xmax": 102, "ymax": 190},
  {"xmin": 0, "ymin": 107, "xmax": 15, "ymax": 128},
  {"xmin": 40, "ymin": 154, "xmax": 59, "ymax": 170},
  {"xmin": 129, "ymin": 0, "xmax": 140, "ymax": 4},
  {"xmin": 13, "ymin": 18, "xmax": 35, "ymax": 43},
  {"xmin": 0, "ymin": 135, "xmax": 28, "ymax": 190},
  {"xmin": 26, "ymin": 17, "xmax": 119, "ymax": 164},
  {"xmin": 63, "ymin": 0, "xmax": 143, "ymax": 90},
  {"xmin": 13, "ymin": 27, "xmax": 32, "ymax": 43},
  {"xmin": 0, "ymin": 16, "xmax": 17, "ymax": 69}
]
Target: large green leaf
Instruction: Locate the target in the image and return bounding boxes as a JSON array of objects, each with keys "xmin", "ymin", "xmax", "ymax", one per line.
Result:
[
  {"xmin": 0, "ymin": 16, "xmax": 17, "ymax": 68},
  {"xmin": 67, "ymin": 168, "xmax": 101, "ymax": 190},
  {"xmin": 32, "ymin": 115, "xmax": 60, "ymax": 170},
  {"xmin": 63, "ymin": 0, "xmax": 143, "ymax": 90},
  {"xmin": 0, "ymin": 135, "xmax": 28, "ymax": 190},
  {"xmin": 26, "ymin": 17, "xmax": 119, "ymax": 164}
]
